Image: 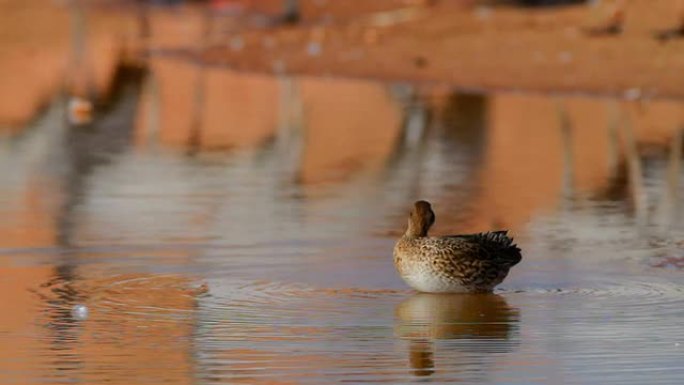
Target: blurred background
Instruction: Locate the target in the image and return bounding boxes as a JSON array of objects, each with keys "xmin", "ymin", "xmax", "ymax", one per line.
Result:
[{"xmin": 1, "ymin": 0, "xmax": 684, "ymax": 384}]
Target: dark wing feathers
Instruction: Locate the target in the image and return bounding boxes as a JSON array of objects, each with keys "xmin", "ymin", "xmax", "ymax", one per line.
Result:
[{"xmin": 446, "ymin": 230, "xmax": 522, "ymax": 267}]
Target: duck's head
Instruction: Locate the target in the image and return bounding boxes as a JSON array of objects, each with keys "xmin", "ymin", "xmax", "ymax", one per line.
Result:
[{"xmin": 406, "ymin": 200, "xmax": 435, "ymax": 237}]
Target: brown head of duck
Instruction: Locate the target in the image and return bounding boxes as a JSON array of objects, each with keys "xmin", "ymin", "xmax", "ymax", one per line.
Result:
[{"xmin": 405, "ymin": 200, "xmax": 435, "ymax": 238}]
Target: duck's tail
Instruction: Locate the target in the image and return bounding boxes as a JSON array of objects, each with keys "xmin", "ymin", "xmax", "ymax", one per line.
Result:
[
  {"xmin": 448, "ymin": 230, "xmax": 522, "ymax": 267},
  {"xmin": 480, "ymin": 231, "xmax": 522, "ymax": 267}
]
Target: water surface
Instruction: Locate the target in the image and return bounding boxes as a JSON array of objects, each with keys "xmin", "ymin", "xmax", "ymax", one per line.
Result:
[{"xmin": 1, "ymin": 60, "xmax": 684, "ymax": 384}]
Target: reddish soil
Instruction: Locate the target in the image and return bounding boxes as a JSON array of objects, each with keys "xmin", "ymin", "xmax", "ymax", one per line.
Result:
[{"xmin": 201, "ymin": 0, "xmax": 684, "ymax": 99}]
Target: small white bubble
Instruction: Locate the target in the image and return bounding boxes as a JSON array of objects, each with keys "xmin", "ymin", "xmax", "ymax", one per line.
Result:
[
  {"xmin": 675, "ymin": 342, "xmax": 681, "ymax": 347},
  {"xmin": 71, "ymin": 304, "xmax": 88, "ymax": 321}
]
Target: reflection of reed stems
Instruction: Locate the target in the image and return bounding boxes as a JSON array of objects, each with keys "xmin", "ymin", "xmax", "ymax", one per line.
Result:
[
  {"xmin": 555, "ymin": 100, "xmax": 574, "ymax": 200},
  {"xmin": 277, "ymin": 77, "xmax": 304, "ymax": 133},
  {"xmin": 394, "ymin": 85, "xmax": 428, "ymax": 151},
  {"xmin": 276, "ymin": 77, "xmax": 304, "ymax": 180},
  {"xmin": 404, "ymin": 102, "xmax": 428, "ymax": 148},
  {"xmin": 141, "ymin": 73, "xmax": 161, "ymax": 147},
  {"xmin": 607, "ymin": 101, "xmax": 621, "ymax": 179},
  {"xmin": 620, "ymin": 109, "xmax": 646, "ymax": 227},
  {"xmin": 187, "ymin": 66, "xmax": 206, "ymax": 154},
  {"xmin": 663, "ymin": 126, "xmax": 683, "ymax": 228},
  {"xmin": 185, "ymin": 2, "xmax": 215, "ymax": 154}
]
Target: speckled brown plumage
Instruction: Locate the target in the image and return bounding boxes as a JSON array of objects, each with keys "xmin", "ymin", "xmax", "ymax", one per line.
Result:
[{"xmin": 394, "ymin": 200, "xmax": 522, "ymax": 293}]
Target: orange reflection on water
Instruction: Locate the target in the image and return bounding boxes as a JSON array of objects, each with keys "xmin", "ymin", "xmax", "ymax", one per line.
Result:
[
  {"xmin": 137, "ymin": 59, "xmax": 280, "ymax": 150},
  {"xmin": 0, "ymin": 265, "xmax": 54, "ymax": 384},
  {"xmin": 298, "ymin": 77, "xmax": 402, "ymax": 185},
  {"xmin": 0, "ymin": 0, "xmax": 130, "ymax": 129},
  {"xmin": 0, "ymin": 267, "xmax": 198, "ymax": 385},
  {"xmin": 0, "ymin": 179, "xmax": 62, "ymax": 248},
  {"xmin": 465, "ymin": 94, "xmax": 684, "ymax": 232}
]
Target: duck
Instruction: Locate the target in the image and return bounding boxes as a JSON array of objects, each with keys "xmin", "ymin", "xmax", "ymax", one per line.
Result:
[{"xmin": 393, "ymin": 200, "xmax": 521, "ymax": 293}]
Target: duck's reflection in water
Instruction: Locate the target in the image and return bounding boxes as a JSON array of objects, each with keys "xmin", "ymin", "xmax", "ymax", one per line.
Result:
[{"xmin": 395, "ymin": 293, "xmax": 519, "ymax": 378}]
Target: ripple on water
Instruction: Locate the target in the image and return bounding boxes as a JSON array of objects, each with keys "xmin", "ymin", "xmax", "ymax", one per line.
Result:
[
  {"xmin": 199, "ymin": 278, "xmax": 408, "ymax": 327},
  {"xmin": 183, "ymin": 279, "xmax": 527, "ymax": 384},
  {"xmin": 506, "ymin": 278, "xmax": 684, "ymax": 310},
  {"xmin": 32, "ymin": 273, "xmax": 206, "ymax": 323},
  {"xmin": 190, "ymin": 280, "xmax": 416, "ymax": 383},
  {"xmin": 27, "ymin": 273, "xmax": 684, "ymax": 385},
  {"xmin": 498, "ymin": 276, "xmax": 684, "ymax": 385}
]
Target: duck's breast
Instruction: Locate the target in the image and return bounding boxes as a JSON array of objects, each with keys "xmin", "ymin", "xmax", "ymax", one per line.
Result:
[{"xmin": 400, "ymin": 264, "xmax": 469, "ymax": 293}]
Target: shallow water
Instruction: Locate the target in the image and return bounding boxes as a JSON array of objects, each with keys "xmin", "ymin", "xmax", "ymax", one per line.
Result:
[{"xmin": 1, "ymin": 61, "xmax": 684, "ymax": 384}]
